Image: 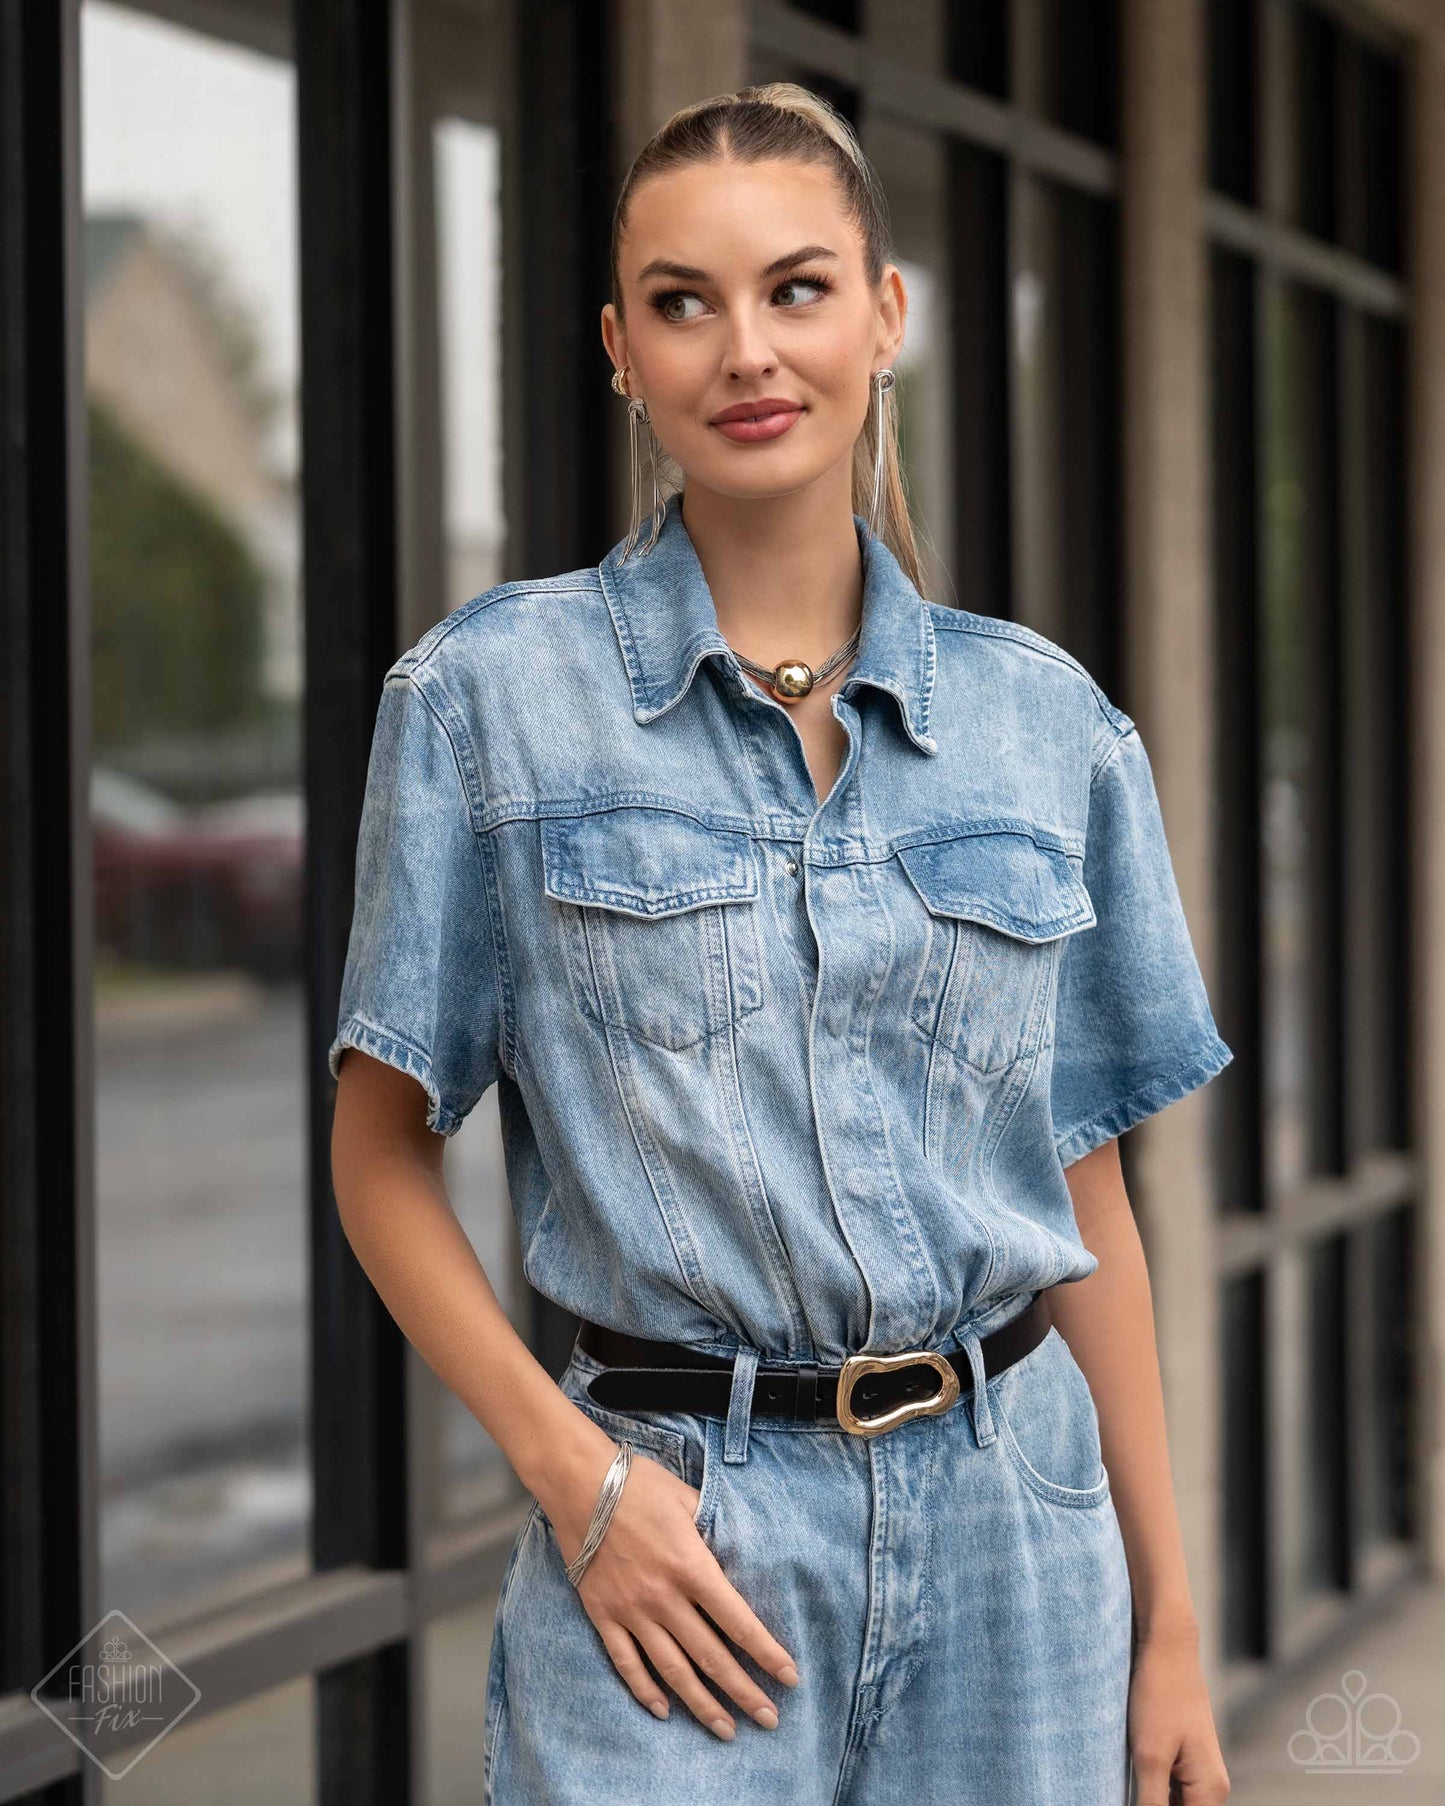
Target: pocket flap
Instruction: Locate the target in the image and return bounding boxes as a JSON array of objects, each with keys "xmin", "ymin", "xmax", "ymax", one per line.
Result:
[
  {"xmin": 541, "ymin": 808, "xmax": 760, "ymax": 917},
  {"xmin": 897, "ymin": 829, "xmax": 1096, "ymax": 943}
]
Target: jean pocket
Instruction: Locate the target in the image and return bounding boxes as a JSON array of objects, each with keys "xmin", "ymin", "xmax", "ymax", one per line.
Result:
[
  {"xmin": 541, "ymin": 806, "xmax": 764, "ymax": 1052},
  {"xmin": 687, "ymin": 1415, "xmax": 721, "ymax": 1542},
  {"xmin": 899, "ymin": 827, "xmax": 1094, "ymax": 1076},
  {"xmin": 990, "ymin": 1326, "xmax": 1112, "ymax": 1508},
  {"xmin": 560, "ymin": 1357, "xmax": 691, "ymax": 1479}
]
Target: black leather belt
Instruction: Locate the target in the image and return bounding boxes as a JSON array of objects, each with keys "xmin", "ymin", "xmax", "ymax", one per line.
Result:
[{"xmin": 576, "ymin": 1294, "xmax": 1050, "ymax": 1440}]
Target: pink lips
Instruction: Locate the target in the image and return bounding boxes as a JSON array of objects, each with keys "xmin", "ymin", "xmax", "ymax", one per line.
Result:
[{"xmin": 709, "ymin": 402, "xmax": 805, "ymax": 444}]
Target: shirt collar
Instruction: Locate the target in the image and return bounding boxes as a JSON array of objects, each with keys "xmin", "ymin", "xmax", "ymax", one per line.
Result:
[{"xmin": 597, "ymin": 489, "xmax": 938, "ymax": 756}]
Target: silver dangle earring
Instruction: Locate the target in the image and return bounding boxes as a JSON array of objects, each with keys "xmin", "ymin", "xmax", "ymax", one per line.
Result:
[
  {"xmin": 868, "ymin": 367, "xmax": 897, "ymax": 540},
  {"xmin": 612, "ymin": 365, "xmax": 664, "ymax": 560}
]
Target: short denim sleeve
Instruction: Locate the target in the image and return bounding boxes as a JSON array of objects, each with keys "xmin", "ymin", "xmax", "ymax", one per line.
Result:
[
  {"xmin": 327, "ymin": 669, "xmax": 504, "ymax": 1136},
  {"xmin": 1051, "ymin": 720, "xmax": 1233, "ymax": 1167}
]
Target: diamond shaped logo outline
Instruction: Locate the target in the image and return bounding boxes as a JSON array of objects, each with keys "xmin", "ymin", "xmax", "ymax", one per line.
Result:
[{"xmin": 30, "ymin": 1607, "xmax": 202, "ymax": 1780}]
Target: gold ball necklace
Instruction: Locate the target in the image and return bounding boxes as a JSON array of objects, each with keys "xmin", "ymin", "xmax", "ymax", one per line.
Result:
[{"xmin": 729, "ymin": 623, "xmax": 863, "ymax": 701}]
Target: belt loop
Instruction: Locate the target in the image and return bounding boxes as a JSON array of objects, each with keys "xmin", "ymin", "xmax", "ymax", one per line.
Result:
[
  {"xmin": 962, "ymin": 1327, "xmax": 996, "ymax": 1447},
  {"xmin": 724, "ymin": 1346, "xmax": 760, "ymax": 1464}
]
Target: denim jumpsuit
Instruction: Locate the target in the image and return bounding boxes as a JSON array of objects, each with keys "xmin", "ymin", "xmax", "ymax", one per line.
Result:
[{"xmin": 329, "ymin": 490, "xmax": 1233, "ymax": 1804}]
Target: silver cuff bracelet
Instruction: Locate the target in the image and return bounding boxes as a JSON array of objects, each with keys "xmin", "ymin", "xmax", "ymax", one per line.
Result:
[{"xmin": 564, "ymin": 1439, "xmax": 635, "ymax": 1587}]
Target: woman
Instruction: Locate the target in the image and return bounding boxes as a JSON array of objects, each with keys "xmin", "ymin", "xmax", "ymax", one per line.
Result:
[{"xmin": 329, "ymin": 83, "xmax": 1234, "ymax": 1805}]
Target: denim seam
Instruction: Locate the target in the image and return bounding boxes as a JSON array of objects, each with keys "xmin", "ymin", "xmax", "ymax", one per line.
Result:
[
  {"xmin": 473, "ymin": 791, "xmax": 1087, "ymax": 860},
  {"xmin": 474, "ymin": 826, "xmax": 517, "ymax": 1082},
  {"xmin": 930, "ymin": 607, "xmax": 1134, "ymax": 738},
  {"xmin": 991, "ymin": 1349, "xmax": 1112, "ymax": 1508},
  {"xmin": 995, "ymin": 1405, "xmax": 1112, "ymax": 1508},
  {"xmin": 328, "ymin": 1014, "xmax": 467, "ymax": 1136},
  {"xmin": 393, "ymin": 669, "xmax": 517, "ymax": 1085},
  {"xmin": 849, "ymin": 837, "xmax": 945, "ymax": 1349},
  {"xmin": 1053, "ymin": 1032, "xmax": 1235, "ymax": 1167},
  {"xmin": 895, "ymin": 851, "xmax": 1094, "ymax": 943},
  {"xmin": 1089, "ymin": 719, "xmax": 1136, "ymax": 786},
  {"xmin": 719, "ymin": 1003, "xmax": 815, "ymax": 1360},
  {"xmin": 599, "ymin": 1009, "xmax": 738, "ymax": 1328},
  {"xmin": 397, "ymin": 576, "xmax": 603, "ymax": 682}
]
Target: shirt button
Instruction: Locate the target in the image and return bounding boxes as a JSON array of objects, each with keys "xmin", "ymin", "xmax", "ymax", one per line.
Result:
[{"xmin": 784, "ymin": 858, "xmax": 800, "ymax": 876}]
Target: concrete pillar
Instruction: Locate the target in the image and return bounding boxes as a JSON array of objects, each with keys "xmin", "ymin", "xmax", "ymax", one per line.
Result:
[{"xmin": 1118, "ymin": 0, "xmax": 1225, "ymax": 1677}]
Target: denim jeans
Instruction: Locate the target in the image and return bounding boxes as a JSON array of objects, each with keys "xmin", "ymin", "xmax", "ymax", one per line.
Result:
[{"xmin": 483, "ymin": 1292, "xmax": 1135, "ymax": 1804}]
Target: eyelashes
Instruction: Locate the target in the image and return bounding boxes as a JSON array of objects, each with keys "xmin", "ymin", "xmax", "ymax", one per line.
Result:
[{"xmin": 645, "ymin": 271, "xmax": 835, "ymax": 322}]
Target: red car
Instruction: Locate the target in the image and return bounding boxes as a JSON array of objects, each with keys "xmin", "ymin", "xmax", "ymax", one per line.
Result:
[{"xmin": 92, "ymin": 768, "xmax": 303, "ymax": 981}]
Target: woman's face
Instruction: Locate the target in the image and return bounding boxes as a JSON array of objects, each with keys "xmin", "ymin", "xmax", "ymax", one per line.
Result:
[{"xmin": 603, "ymin": 156, "xmax": 905, "ymax": 503}]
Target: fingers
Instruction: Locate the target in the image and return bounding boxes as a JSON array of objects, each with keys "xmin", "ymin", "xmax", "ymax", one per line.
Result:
[
  {"xmin": 594, "ymin": 1619, "xmax": 674, "ymax": 1723},
  {"xmin": 1131, "ymin": 1749, "xmax": 1186, "ymax": 1806},
  {"xmin": 655, "ymin": 1594, "xmax": 782, "ymax": 1729},
  {"xmin": 631, "ymin": 1618, "xmax": 741, "ymax": 1739},
  {"xmin": 571, "ymin": 1457, "xmax": 801, "ymax": 1740},
  {"xmin": 588, "ymin": 1573, "xmax": 793, "ymax": 1738},
  {"xmin": 1133, "ymin": 1748, "xmax": 1232, "ymax": 1805},
  {"xmin": 595, "ymin": 1606, "xmax": 774, "ymax": 1740},
  {"xmin": 690, "ymin": 1558, "xmax": 801, "ymax": 1690}
]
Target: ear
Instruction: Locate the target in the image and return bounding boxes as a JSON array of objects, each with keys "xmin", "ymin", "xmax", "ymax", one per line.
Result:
[
  {"xmin": 875, "ymin": 264, "xmax": 907, "ymax": 367},
  {"xmin": 601, "ymin": 302, "xmax": 627, "ymax": 377}
]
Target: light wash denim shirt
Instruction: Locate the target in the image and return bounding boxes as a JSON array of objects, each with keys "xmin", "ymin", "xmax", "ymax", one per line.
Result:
[{"xmin": 328, "ymin": 490, "xmax": 1233, "ymax": 1364}]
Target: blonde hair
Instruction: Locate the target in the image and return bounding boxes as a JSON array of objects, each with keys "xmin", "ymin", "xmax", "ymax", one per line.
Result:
[{"xmin": 610, "ymin": 81, "xmax": 925, "ymax": 595}]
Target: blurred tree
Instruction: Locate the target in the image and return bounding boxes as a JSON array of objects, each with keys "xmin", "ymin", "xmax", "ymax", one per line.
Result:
[{"xmin": 88, "ymin": 394, "xmax": 267, "ymax": 751}]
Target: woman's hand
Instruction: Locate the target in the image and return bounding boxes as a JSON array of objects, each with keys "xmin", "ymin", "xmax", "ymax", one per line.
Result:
[
  {"xmin": 1128, "ymin": 1624, "xmax": 1231, "ymax": 1804},
  {"xmin": 544, "ymin": 1432, "xmax": 801, "ymax": 1739}
]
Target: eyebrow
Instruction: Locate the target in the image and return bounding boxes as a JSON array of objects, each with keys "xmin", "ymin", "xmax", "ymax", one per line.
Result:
[{"xmin": 634, "ymin": 244, "xmax": 841, "ymax": 284}]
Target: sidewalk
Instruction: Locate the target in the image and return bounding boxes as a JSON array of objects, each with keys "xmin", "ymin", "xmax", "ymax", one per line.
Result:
[{"xmin": 1224, "ymin": 1578, "xmax": 1444, "ymax": 1803}]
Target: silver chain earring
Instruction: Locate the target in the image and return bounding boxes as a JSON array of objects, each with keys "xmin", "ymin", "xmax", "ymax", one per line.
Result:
[
  {"xmin": 868, "ymin": 367, "xmax": 897, "ymax": 540},
  {"xmin": 611, "ymin": 365, "xmax": 664, "ymax": 560}
]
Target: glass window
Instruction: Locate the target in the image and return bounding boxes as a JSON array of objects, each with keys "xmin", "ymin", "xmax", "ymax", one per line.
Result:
[
  {"xmin": 1010, "ymin": 175, "xmax": 1120, "ymax": 688},
  {"xmin": 1219, "ymin": 1272, "xmax": 1267, "ymax": 1660},
  {"xmin": 1338, "ymin": 26, "xmax": 1403, "ymax": 274},
  {"xmin": 83, "ymin": 0, "xmax": 309, "ymax": 1627},
  {"xmin": 1209, "ymin": 0, "xmax": 1257, "ymax": 205},
  {"xmin": 785, "ymin": 0, "xmax": 860, "ymax": 29},
  {"xmin": 1039, "ymin": 0, "xmax": 1118, "ymax": 146},
  {"xmin": 435, "ymin": 117, "xmax": 506, "ymax": 608},
  {"xmin": 946, "ymin": 0, "xmax": 1009, "ymax": 99},
  {"xmin": 1288, "ymin": 0, "xmax": 1339, "ymax": 244},
  {"xmin": 1259, "ymin": 275, "xmax": 1337, "ymax": 1193},
  {"xmin": 1207, "ymin": 0, "xmax": 1415, "ymax": 1671}
]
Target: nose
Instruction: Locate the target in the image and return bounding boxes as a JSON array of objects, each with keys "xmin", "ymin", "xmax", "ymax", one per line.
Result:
[{"xmin": 720, "ymin": 311, "xmax": 778, "ymax": 383}]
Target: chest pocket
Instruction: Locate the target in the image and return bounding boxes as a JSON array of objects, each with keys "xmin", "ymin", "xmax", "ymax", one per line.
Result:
[
  {"xmin": 897, "ymin": 828, "xmax": 1095, "ymax": 1076},
  {"xmin": 540, "ymin": 807, "xmax": 764, "ymax": 1053}
]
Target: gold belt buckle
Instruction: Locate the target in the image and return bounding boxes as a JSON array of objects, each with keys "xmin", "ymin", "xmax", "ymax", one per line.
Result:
[{"xmin": 836, "ymin": 1348, "xmax": 961, "ymax": 1438}]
